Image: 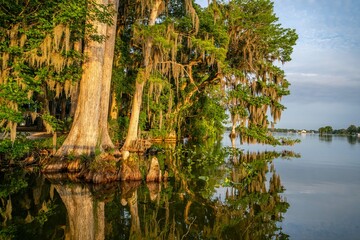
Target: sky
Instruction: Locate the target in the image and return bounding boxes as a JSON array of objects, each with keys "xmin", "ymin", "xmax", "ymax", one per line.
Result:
[{"xmin": 196, "ymin": 0, "xmax": 360, "ymax": 130}]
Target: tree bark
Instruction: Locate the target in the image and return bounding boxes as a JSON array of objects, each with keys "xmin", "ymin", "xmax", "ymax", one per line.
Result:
[
  {"xmin": 56, "ymin": 0, "xmax": 117, "ymax": 156},
  {"xmin": 122, "ymin": 0, "xmax": 162, "ymax": 151},
  {"xmin": 110, "ymin": 90, "xmax": 118, "ymax": 120},
  {"xmin": 99, "ymin": 0, "xmax": 119, "ymax": 150},
  {"xmin": 122, "ymin": 80, "xmax": 145, "ymax": 150}
]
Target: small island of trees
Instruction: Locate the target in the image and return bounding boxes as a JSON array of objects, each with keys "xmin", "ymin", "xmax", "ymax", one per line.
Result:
[{"xmin": 318, "ymin": 125, "xmax": 360, "ymax": 136}]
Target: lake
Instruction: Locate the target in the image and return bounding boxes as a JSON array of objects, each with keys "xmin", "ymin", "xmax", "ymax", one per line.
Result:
[
  {"xmin": 0, "ymin": 133, "xmax": 359, "ymax": 239},
  {"xmin": 224, "ymin": 133, "xmax": 360, "ymax": 240},
  {"xmin": 274, "ymin": 134, "xmax": 360, "ymax": 240}
]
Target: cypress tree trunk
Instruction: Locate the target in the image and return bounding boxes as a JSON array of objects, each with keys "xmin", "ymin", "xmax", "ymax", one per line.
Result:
[
  {"xmin": 99, "ymin": 0, "xmax": 119, "ymax": 150},
  {"xmin": 122, "ymin": 80, "xmax": 145, "ymax": 151},
  {"xmin": 56, "ymin": 0, "xmax": 117, "ymax": 156},
  {"xmin": 122, "ymin": 0, "xmax": 162, "ymax": 151}
]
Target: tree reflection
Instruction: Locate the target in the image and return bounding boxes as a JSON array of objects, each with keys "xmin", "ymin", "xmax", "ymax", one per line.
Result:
[
  {"xmin": 215, "ymin": 151, "xmax": 290, "ymax": 239},
  {"xmin": 319, "ymin": 134, "xmax": 333, "ymax": 142},
  {"xmin": 1, "ymin": 142, "xmax": 295, "ymax": 239},
  {"xmin": 0, "ymin": 169, "xmax": 66, "ymax": 239},
  {"xmin": 346, "ymin": 136, "xmax": 360, "ymax": 145},
  {"xmin": 116, "ymin": 144, "xmax": 294, "ymax": 239},
  {"xmin": 54, "ymin": 184, "xmax": 105, "ymax": 240},
  {"xmin": 60, "ymin": 145, "xmax": 291, "ymax": 239},
  {"xmin": 120, "ymin": 182, "xmax": 141, "ymax": 239}
]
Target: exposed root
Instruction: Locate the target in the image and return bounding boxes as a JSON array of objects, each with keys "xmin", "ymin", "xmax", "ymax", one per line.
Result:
[
  {"xmin": 37, "ymin": 146, "xmax": 168, "ymax": 184},
  {"xmin": 146, "ymin": 156, "xmax": 162, "ymax": 182},
  {"xmin": 67, "ymin": 159, "xmax": 83, "ymax": 172},
  {"xmin": 22, "ymin": 155, "xmax": 36, "ymax": 166},
  {"xmin": 83, "ymin": 168, "xmax": 121, "ymax": 184},
  {"xmin": 40, "ymin": 153, "xmax": 122, "ymax": 183},
  {"xmin": 41, "ymin": 157, "xmax": 68, "ymax": 173},
  {"xmin": 120, "ymin": 161, "xmax": 142, "ymax": 181}
]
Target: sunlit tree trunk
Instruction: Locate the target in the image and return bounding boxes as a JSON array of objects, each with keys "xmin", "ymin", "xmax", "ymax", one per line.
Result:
[
  {"xmin": 69, "ymin": 82, "xmax": 79, "ymax": 118},
  {"xmin": 56, "ymin": 0, "xmax": 117, "ymax": 156},
  {"xmin": 99, "ymin": 0, "xmax": 119, "ymax": 150},
  {"xmin": 110, "ymin": 91, "xmax": 118, "ymax": 120},
  {"xmin": 122, "ymin": 0, "xmax": 162, "ymax": 151}
]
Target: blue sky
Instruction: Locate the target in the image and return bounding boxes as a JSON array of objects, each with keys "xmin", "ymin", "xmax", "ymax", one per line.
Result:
[{"xmin": 196, "ymin": 0, "xmax": 360, "ymax": 130}]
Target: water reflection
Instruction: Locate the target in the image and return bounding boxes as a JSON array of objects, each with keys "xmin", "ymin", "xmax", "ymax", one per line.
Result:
[
  {"xmin": 218, "ymin": 151, "xmax": 290, "ymax": 239},
  {"xmin": 0, "ymin": 170, "xmax": 66, "ymax": 240},
  {"xmin": 319, "ymin": 134, "xmax": 360, "ymax": 145},
  {"xmin": 54, "ymin": 184, "xmax": 105, "ymax": 240},
  {"xmin": 346, "ymin": 135, "xmax": 360, "ymax": 145},
  {"xmin": 319, "ymin": 134, "xmax": 333, "ymax": 142},
  {"xmin": 0, "ymin": 144, "xmax": 292, "ymax": 239}
]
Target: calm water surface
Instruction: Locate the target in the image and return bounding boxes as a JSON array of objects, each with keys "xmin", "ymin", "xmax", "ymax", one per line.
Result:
[
  {"xmin": 1, "ymin": 133, "xmax": 359, "ymax": 239},
  {"xmin": 278, "ymin": 134, "xmax": 360, "ymax": 240},
  {"xmin": 224, "ymin": 133, "xmax": 360, "ymax": 240}
]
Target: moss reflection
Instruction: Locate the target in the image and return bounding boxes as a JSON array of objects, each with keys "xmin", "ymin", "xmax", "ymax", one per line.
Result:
[
  {"xmin": 0, "ymin": 142, "xmax": 296, "ymax": 239},
  {"xmin": 0, "ymin": 169, "xmax": 66, "ymax": 239}
]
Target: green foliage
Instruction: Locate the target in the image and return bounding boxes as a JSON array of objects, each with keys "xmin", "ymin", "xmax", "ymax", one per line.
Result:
[
  {"xmin": 0, "ymin": 172, "xmax": 28, "ymax": 198},
  {"xmin": 34, "ymin": 134, "xmax": 67, "ymax": 150},
  {"xmin": 191, "ymin": 37, "xmax": 227, "ymax": 62},
  {"xmin": 320, "ymin": 124, "xmax": 360, "ymax": 135},
  {"xmin": 237, "ymin": 124, "xmax": 281, "ymax": 145},
  {"xmin": 0, "ymin": 226, "xmax": 16, "ymax": 240},
  {"xmin": 1, "ymin": 0, "xmax": 297, "ymax": 148},
  {"xmin": 347, "ymin": 125, "xmax": 358, "ymax": 135},
  {"xmin": 0, "ymin": 80, "xmax": 34, "ymax": 123},
  {"xmin": 182, "ymin": 87, "xmax": 228, "ymax": 141},
  {"xmin": 0, "ymin": 0, "xmax": 113, "ymax": 143},
  {"xmin": 89, "ymin": 158, "xmax": 117, "ymax": 171},
  {"xmin": 0, "ymin": 137, "xmax": 33, "ymax": 161},
  {"xmin": 42, "ymin": 113, "xmax": 64, "ymax": 132},
  {"xmin": 222, "ymin": 0, "xmax": 298, "ymax": 143},
  {"xmin": 318, "ymin": 126, "xmax": 333, "ymax": 135},
  {"xmin": 278, "ymin": 137, "xmax": 301, "ymax": 146},
  {"xmin": 174, "ymin": 141, "xmax": 230, "ymax": 200}
]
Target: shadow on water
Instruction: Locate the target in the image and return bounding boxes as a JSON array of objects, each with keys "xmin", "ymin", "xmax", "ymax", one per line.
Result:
[{"xmin": 0, "ymin": 140, "xmax": 297, "ymax": 239}]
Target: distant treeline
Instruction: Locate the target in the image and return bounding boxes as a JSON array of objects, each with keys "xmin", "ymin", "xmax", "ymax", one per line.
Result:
[
  {"xmin": 224, "ymin": 127, "xmax": 316, "ymax": 133},
  {"xmin": 268, "ymin": 128, "xmax": 316, "ymax": 133},
  {"xmin": 225, "ymin": 125, "xmax": 360, "ymax": 135},
  {"xmin": 318, "ymin": 125, "xmax": 360, "ymax": 135},
  {"xmin": 248, "ymin": 125, "xmax": 360, "ymax": 135}
]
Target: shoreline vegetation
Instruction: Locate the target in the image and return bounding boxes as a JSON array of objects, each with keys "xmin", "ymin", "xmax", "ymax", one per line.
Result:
[
  {"xmin": 1, "ymin": 123, "xmax": 357, "ymax": 184},
  {"xmin": 1, "ymin": 0, "xmax": 300, "ymax": 183},
  {"xmin": 266, "ymin": 124, "xmax": 360, "ymax": 136},
  {"xmin": 0, "ymin": 128, "xmax": 300, "ymax": 181}
]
